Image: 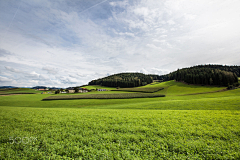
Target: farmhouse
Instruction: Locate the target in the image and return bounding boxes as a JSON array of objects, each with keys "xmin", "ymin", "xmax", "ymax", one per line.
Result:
[
  {"xmin": 37, "ymin": 87, "xmax": 48, "ymax": 91},
  {"xmin": 60, "ymin": 91, "xmax": 67, "ymax": 93},
  {"xmin": 79, "ymin": 88, "xmax": 88, "ymax": 93},
  {"xmin": 67, "ymin": 87, "xmax": 75, "ymax": 93}
]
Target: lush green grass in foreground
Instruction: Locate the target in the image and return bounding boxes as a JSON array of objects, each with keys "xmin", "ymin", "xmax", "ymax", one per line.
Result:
[
  {"xmin": 0, "ymin": 81, "xmax": 240, "ymax": 159},
  {"xmin": 0, "ymin": 107, "xmax": 239, "ymax": 159}
]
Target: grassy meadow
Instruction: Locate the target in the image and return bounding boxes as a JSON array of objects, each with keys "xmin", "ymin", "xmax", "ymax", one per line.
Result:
[{"xmin": 0, "ymin": 80, "xmax": 240, "ymax": 159}]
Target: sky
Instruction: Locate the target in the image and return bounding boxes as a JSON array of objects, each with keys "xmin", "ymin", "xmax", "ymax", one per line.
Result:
[{"xmin": 0, "ymin": 0, "xmax": 240, "ymax": 87}]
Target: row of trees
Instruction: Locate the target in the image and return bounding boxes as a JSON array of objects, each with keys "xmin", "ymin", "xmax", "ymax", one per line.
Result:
[
  {"xmin": 148, "ymin": 74, "xmax": 170, "ymax": 82},
  {"xmin": 189, "ymin": 64, "xmax": 240, "ymax": 77},
  {"xmin": 168, "ymin": 66, "xmax": 239, "ymax": 86}
]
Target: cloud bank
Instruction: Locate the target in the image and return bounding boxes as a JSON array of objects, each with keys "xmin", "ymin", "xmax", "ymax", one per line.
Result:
[{"xmin": 0, "ymin": 0, "xmax": 240, "ymax": 87}]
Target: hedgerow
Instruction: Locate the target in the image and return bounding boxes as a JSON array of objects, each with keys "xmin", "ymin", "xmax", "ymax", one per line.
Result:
[{"xmin": 42, "ymin": 93, "xmax": 165, "ymax": 100}]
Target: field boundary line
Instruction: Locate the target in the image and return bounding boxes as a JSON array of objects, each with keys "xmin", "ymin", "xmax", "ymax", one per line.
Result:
[{"xmin": 176, "ymin": 88, "xmax": 228, "ymax": 96}]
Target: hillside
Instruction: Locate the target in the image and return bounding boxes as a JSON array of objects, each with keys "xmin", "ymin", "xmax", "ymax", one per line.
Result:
[{"xmin": 88, "ymin": 73, "xmax": 155, "ymax": 88}]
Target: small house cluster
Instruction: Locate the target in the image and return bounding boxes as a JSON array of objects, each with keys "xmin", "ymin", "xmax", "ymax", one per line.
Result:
[
  {"xmin": 79, "ymin": 88, "xmax": 89, "ymax": 93},
  {"xmin": 65, "ymin": 87, "xmax": 89, "ymax": 93},
  {"xmin": 32, "ymin": 85, "xmax": 109, "ymax": 94}
]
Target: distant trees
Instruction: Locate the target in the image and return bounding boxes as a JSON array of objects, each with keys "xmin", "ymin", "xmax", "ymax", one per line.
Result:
[
  {"xmin": 87, "ymin": 64, "xmax": 240, "ymax": 88},
  {"xmin": 89, "ymin": 73, "xmax": 154, "ymax": 88},
  {"xmin": 55, "ymin": 90, "xmax": 60, "ymax": 94},
  {"xmin": 74, "ymin": 87, "xmax": 79, "ymax": 93},
  {"xmin": 168, "ymin": 65, "xmax": 239, "ymax": 86}
]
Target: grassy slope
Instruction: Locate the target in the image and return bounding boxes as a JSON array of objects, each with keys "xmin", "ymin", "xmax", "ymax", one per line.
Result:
[
  {"xmin": 140, "ymin": 81, "xmax": 226, "ymax": 95},
  {"xmin": 0, "ymin": 81, "xmax": 240, "ymax": 159}
]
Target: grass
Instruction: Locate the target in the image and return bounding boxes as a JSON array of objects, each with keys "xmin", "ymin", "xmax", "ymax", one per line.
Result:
[
  {"xmin": 0, "ymin": 107, "xmax": 239, "ymax": 159},
  {"xmin": 0, "ymin": 80, "xmax": 240, "ymax": 159},
  {"xmin": 0, "ymin": 81, "xmax": 239, "ymax": 110},
  {"xmin": 139, "ymin": 81, "xmax": 226, "ymax": 95}
]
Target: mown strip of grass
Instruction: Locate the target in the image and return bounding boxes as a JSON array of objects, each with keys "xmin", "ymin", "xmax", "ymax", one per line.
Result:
[
  {"xmin": 42, "ymin": 93, "xmax": 165, "ymax": 100},
  {"xmin": 111, "ymin": 87, "xmax": 164, "ymax": 93}
]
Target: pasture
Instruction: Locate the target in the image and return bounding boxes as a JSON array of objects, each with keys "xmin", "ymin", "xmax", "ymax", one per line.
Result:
[{"xmin": 0, "ymin": 81, "xmax": 240, "ymax": 159}]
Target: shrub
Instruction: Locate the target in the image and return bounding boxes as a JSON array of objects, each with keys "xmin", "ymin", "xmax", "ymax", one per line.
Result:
[
  {"xmin": 55, "ymin": 90, "xmax": 60, "ymax": 94},
  {"xmin": 227, "ymin": 85, "xmax": 234, "ymax": 90}
]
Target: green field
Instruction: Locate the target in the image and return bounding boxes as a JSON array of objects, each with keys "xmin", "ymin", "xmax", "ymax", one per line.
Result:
[{"xmin": 0, "ymin": 81, "xmax": 240, "ymax": 159}]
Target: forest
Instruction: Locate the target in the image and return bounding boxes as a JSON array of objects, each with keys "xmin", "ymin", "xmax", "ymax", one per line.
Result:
[
  {"xmin": 168, "ymin": 64, "xmax": 240, "ymax": 86},
  {"xmin": 88, "ymin": 65, "xmax": 240, "ymax": 88},
  {"xmin": 88, "ymin": 73, "xmax": 153, "ymax": 88}
]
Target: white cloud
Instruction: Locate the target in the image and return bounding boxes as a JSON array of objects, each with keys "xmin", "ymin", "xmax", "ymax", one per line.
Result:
[
  {"xmin": 0, "ymin": 0, "xmax": 240, "ymax": 87},
  {"xmin": 184, "ymin": 13, "xmax": 196, "ymax": 20},
  {"xmin": 146, "ymin": 44, "xmax": 162, "ymax": 50},
  {"xmin": 118, "ymin": 32, "xmax": 135, "ymax": 37},
  {"xmin": 167, "ymin": 20, "xmax": 175, "ymax": 25},
  {"xmin": 5, "ymin": 66, "xmax": 21, "ymax": 73},
  {"xmin": 0, "ymin": 76, "xmax": 12, "ymax": 82},
  {"xmin": 42, "ymin": 66, "xmax": 58, "ymax": 75}
]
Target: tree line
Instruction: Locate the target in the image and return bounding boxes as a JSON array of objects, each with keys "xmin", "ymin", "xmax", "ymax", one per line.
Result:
[
  {"xmin": 168, "ymin": 64, "xmax": 239, "ymax": 86},
  {"xmin": 88, "ymin": 73, "xmax": 154, "ymax": 88},
  {"xmin": 88, "ymin": 64, "xmax": 240, "ymax": 88}
]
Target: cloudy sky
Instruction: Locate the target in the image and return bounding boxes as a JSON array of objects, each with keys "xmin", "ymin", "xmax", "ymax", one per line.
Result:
[{"xmin": 0, "ymin": 0, "xmax": 240, "ymax": 87}]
